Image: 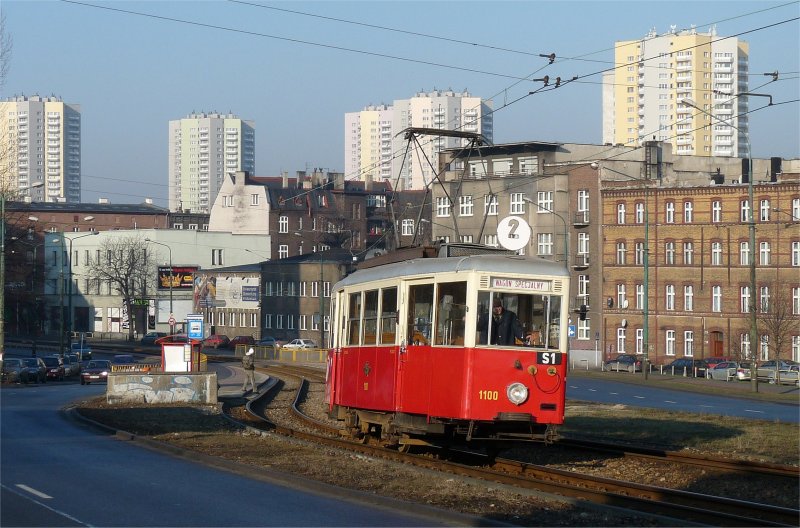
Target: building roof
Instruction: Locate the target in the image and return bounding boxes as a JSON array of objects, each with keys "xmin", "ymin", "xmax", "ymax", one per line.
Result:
[{"xmin": 5, "ymin": 201, "xmax": 168, "ymax": 215}]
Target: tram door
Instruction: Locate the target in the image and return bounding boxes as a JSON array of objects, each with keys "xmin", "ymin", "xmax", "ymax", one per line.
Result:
[{"xmin": 396, "ymin": 280, "xmax": 434, "ymax": 414}]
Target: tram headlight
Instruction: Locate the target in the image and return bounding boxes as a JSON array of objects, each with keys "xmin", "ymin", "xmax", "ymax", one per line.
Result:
[{"xmin": 506, "ymin": 382, "xmax": 529, "ymax": 406}]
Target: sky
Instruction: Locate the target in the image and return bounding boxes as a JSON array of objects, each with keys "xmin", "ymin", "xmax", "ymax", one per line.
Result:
[{"xmin": 3, "ymin": 0, "xmax": 799, "ymax": 208}]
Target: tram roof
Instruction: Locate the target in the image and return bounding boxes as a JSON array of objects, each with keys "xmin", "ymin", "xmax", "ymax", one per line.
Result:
[{"xmin": 334, "ymin": 253, "xmax": 569, "ymax": 291}]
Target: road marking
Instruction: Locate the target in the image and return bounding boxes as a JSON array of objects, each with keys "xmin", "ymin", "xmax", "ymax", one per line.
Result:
[
  {"xmin": 633, "ymin": 395, "xmax": 645, "ymax": 399},
  {"xmin": 699, "ymin": 404, "xmax": 714, "ymax": 408},
  {"xmin": 609, "ymin": 392, "xmax": 618, "ymax": 395},
  {"xmin": 664, "ymin": 400, "xmax": 677, "ymax": 404},
  {"xmin": 588, "ymin": 389, "xmax": 597, "ymax": 392},
  {"xmin": 3, "ymin": 483, "xmax": 86, "ymax": 525},
  {"xmin": 744, "ymin": 409, "xmax": 765, "ymax": 414},
  {"xmin": 15, "ymin": 484, "xmax": 52, "ymax": 499}
]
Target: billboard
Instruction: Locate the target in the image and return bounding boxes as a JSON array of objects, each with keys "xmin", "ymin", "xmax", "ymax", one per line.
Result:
[
  {"xmin": 158, "ymin": 266, "xmax": 198, "ymax": 290},
  {"xmin": 194, "ymin": 274, "xmax": 260, "ymax": 311}
]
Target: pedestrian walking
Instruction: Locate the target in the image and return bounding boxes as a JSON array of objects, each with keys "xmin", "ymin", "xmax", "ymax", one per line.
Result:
[{"xmin": 241, "ymin": 347, "xmax": 257, "ymax": 393}]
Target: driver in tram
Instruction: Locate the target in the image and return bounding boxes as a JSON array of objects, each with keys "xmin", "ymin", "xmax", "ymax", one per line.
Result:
[{"xmin": 479, "ymin": 298, "xmax": 524, "ymax": 345}]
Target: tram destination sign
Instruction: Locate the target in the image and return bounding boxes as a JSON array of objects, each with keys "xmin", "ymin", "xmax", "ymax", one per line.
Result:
[{"xmin": 491, "ymin": 277, "xmax": 551, "ymax": 292}]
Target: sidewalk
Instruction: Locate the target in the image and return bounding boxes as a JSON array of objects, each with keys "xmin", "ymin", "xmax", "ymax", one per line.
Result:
[{"xmin": 210, "ymin": 361, "xmax": 272, "ymax": 400}]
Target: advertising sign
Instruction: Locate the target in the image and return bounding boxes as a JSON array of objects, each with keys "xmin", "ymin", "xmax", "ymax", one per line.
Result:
[
  {"xmin": 194, "ymin": 274, "xmax": 260, "ymax": 311},
  {"xmin": 157, "ymin": 266, "xmax": 198, "ymax": 290}
]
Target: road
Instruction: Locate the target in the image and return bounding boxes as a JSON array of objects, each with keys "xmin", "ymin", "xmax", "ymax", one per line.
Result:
[
  {"xmin": 0, "ymin": 368, "xmax": 461, "ymax": 527},
  {"xmin": 566, "ymin": 376, "xmax": 799, "ymax": 423}
]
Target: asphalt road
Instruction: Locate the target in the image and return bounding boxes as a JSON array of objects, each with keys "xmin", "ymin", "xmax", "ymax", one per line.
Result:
[{"xmin": 0, "ymin": 373, "xmax": 469, "ymax": 527}]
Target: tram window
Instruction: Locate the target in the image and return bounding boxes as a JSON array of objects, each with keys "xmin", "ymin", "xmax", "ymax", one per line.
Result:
[
  {"xmin": 476, "ymin": 291, "xmax": 563, "ymax": 349},
  {"xmin": 407, "ymin": 284, "xmax": 434, "ymax": 345},
  {"xmin": 347, "ymin": 292, "xmax": 361, "ymax": 345},
  {"xmin": 379, "ymin": 287, "xmax": 397, "ymax": 344},
  {"xmin": 434, "ymin": 281, "xmax": 467, "ymax": 346},
  {"xmin": 363, "ymin": 290, "xmax": 378, "ymax": 344}
]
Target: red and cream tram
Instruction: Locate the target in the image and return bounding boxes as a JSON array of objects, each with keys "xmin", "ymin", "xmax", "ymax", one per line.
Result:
[{"xmin": 325, "ymin": 244, "xmax": 571, "ymax": 451}]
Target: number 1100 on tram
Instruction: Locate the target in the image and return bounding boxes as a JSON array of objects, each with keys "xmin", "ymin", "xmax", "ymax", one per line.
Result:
[{"xmin": 325, "ymin": 245, "xmax": 571, "ymax": 451}]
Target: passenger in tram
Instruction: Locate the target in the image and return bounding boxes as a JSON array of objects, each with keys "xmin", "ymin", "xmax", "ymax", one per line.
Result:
[{"xmin": 479, "ymin": 298, "xmax": 524, "ymax": 345}]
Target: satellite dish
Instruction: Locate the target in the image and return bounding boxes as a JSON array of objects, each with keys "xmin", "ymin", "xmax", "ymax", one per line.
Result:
[
  {"xmin": 621, "ymin": 319, "xmax": 628, "ymax": 328},
  {"xmin": 621, "ymin": 300, "xmax": 629, "ymax": 309}
]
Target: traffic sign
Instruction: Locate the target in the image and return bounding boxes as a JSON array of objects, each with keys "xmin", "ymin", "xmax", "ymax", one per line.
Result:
[
  {"xmin": 568, "ymin": 325, "xmax": 576, "ymax": 338},
  {"xmin": 168, "ymin": 316, "xmax": 176, "ymax": 326},
  {"xmin": 497, "ymin": 216, "xmax": 531, "ymax": 251}
]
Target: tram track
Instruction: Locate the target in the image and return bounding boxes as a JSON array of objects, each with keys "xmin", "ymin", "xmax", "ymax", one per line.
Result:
[{"xmin": 226, "ymin": 365, "xmax": 799, "ymax": 527}]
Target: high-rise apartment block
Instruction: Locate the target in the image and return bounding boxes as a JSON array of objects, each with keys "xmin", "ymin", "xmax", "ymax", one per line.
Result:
[
  {"xmin": 345, "ymin": 90, "xmax": 493, "ymax": 190},
  {"xmin": 603, "ymin": 26, "xmax": 749, "ymax": 157},
  {"xmin": 168, "ymin": 112, "xmax": 255, "ymax": 213},
  {"xmin": 1, "ymin": 95, "xmax": 81, "ymax": 202}
]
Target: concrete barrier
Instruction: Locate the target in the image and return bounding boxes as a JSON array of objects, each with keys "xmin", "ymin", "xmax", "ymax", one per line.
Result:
[{"xmin": 107, "ymin": 372, "xmax": 218, "ymax": 404}]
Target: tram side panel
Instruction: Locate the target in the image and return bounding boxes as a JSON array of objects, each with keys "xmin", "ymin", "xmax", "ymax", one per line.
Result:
[{"xmin": 353, "ymin": 345, "xmax": 398, "ymax": 410}]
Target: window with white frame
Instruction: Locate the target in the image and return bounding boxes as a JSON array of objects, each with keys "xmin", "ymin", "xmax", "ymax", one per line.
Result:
[
  {"xmin": 666, "ymin": 330, "xmax": 676, "ymax": 356},
  {"xmin": 537, "ymin": 233, "xmax": 553, "ymax": 255},
  {"xmin": 793, "ymin": 198, "xmax": 800, "ymax": 222},
  {"xmin": 792, "ymin": 336, "xmax": 800, "ymax": 362},
  {"xmin": 435, "ymin": 196, "xmax": 451, "ymax": 217},
  {"xmin": 519, "ymin": 156, "xmax": 539, "ymax": 174},
  {"xmin": 250, "ymin": 313, "xmax": 257, "ymax": 327},
  {"xmin": 741, "ymin": 333, "xmax": 751, "ymax": 359},
  {"xmin": 577, "ymin": 190, "xmax": 589, "ymax": 212},
  {"xmin": 793, "ymin": 287, "xmax": 800, "ymax": 315},
  {"xmin": 299, "ymin": 281, "xmax": 306, "ymax": 297},
  {"xmin": 740, "ymin": 199, "xmax": 751, "ymax": 222},
  {"xmin": 712, "ymin": 200, "xmax": 722, "ymax": 223},
  {"xmin": 635, "ymin": 202, "xmax": 645, "ymax": 223},
  {"xmin": 760, "ymin": 335, "xmax": 769, "ymax": 361},
  {"xmin": 312, "ymin": 313, "xmax": 320, "ymax": 330},
  {"xmin": 251, "ymin": 194, "xmax": 259, "ymax": 206},
  {"xmin": 711, "ymin": 241, "xmax": 722, "ymax": 265},
  {"xmin": 665, "ymin": 201, "xmax": 675, "ymax": 223},
  {"xmin": 665, "ymin": 284, "xmax": 675, "ymax": 310},
  {"xmin": 617, "ymin": 203, "xmax": 626, "ymax": 224},
  {"xmin": 537, "ymin": 191, "xmax": 553, "ymax": 212},
  {"xmin": 792, "ymin": 241, "xmax": 800, "ymax": 266},
  {"xmin": 759, "ymin": 241, "xmax": 770, "ymax": 265},
  {"xmin": 636, "ymin": 283, "xmax": 644, "ymax": 309},
  {"xmin": 616, "ymin": 242, "xmax": 626, "ymax": 264},
  {"xmin": 617, "ymin": 283, "xmax": 627, "ymax": 307},
  {"xmin": 279, "ymin": 216, "xmax": 288, "ymax": 233},
  {"xmin": 276, "ymin": 314, "xmax": 284, "ymax": 329},
  {"xmin": 459, "ymin": 195, "xmax": 474, "ymax": 216},
  {"xmin": 468, "ymin": 160, "xmax": 487, "ymax": 178},
  {"xmin": 299, "ymin": 314, "xmax": 307, "ymax": 330},
  {"xmin": 617, "ymin": 327, "xmax": 626, "ymax": 353},
  {"xmin": 578, "ymin": 275, "xmax": 589, "ymax": 297},
  {"xmin": 577, "ymin": 232, "xmax": 589, "ymax": 254},
  {"xmin": 684, "ymin": 331, "xmax": 694, "ymax": 356},
  {"xmin": 492, "ymin": 159, "xmax": 512, "ymax": 175},
  {"xmin": 760, "ymin": 199, "xmax": 770, "ymax": 221},
  {"xmin": 634, "ymin": 242, "xmax": 644, "ymax": 265},
  {"xmin": 287, "ymin": 314, "xmax": 295, "ymax": 330},
  {"xmin": 740, "ymin": 241, "xmax": 750, "ymax": 265},
  {"xmin": 683, "ymin": 241, "xmax": 693, "ymax": 265},
  {"xmin": 459, "ymin": 234, "xmax": 474, "ymax": 243},
  {"xmin": 224, "ymin": 195, "xmax": 233, "ymax": 207},
  {"xmin": 278, "ymin": 245, "xmax": 288, "ymax": 259},
  {"xmin": 760, "ymin": 285, "xmax": 770, "ymax": 313},
  {"xmin": 684, "ymin": 201, "xmax": 693, "ymax": 223},
  {"xmin": 240, "ymin": 312, "xmax": 246, "ymax": 327},
  {"xmin": 665, "ymin": 241, "xmax": 675, "ymax": 265},
  {"xmin": 401, "ymin": 218, "xmax": 414, "ymax": 236},
  {"xmin": 212, "ymin": 249, "xmax": 224, "ymax": 265},
  {"xmin": 484, "ymin": 234, "xmax": 498, "ymax": 247},
  {"xmin": 577, "ymin": 318, "xmax": 590, "ymax": 340},
  {"xmin": 712, "ymin": 285, "xmax": 722, "ymax": 312},
  {"xmin": 264, "ymin": 314, "xmax": 272, "ymax": 328},
  {"xmin": 510, "ymin": 193, "xmax": 525, "ymax": 214},
  {"xmin": 740, "ymin": 286, "xmax": 751, "ymax": 313},
  {"xmin": 484, "ymin": 195, "xmax": 498, "ymax": 216},
  {"xmin": 636, "ymin": 328, "xmax": 643, "ymax": 354},
  {"xmin": 684, "ymin": 285, "xmax": 694, "ymax": 311}
]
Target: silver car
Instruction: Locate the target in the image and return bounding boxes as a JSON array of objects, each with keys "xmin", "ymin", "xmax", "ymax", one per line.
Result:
[{"xmin": 707, "ymin": 361, "xmax": 739, "ymax": 381}]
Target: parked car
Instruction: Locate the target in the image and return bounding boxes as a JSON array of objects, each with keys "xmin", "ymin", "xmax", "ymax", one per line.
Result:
[
  {"xmin": 282, "ymin": 338, "xmax": 318, "ymax": 350},
  {"xmin": 604, "ymin": 354, "xmax": 641, "ymax": 373},
  {"xmin": 757, "ymin": 360, "xmax": 800, "ymax": 384},
  {"xmin": 80, "ymin": 360, "xmax": 112, "ymax": 385},
  {"xmin": 70, "ymin": 341, "xmax": 92, "ymax": 361},
  {"xmin": 706, "ymin": 361, "xmax": 740, "ymax": 381},
  {"xmin": 776, "ymin": 365, "xmax": 800, "ymax": 386},
  {"xmin": 111, "ymin": 354, "xmax": 136, "ymax": 365},
  {"xmin": 42, "ymin": 356, "xmax": 65, "ymax": 381},
  {"xmin": 228, "ymin": 335, "xmax": 256, "ymax": 348},
  {"xmin": 141, "ymin": 332, "xmax": 167, "ymax": 345},
  {"xmin": 62, "ymin": 355, "xmax": 79, "ymax": 377},
  {"xmin": 735, "ymin": 361, "xmax": 752, "ymax": 381},
  {"xmin": 700, "ymin": 357, "xmax": 732, "ymax": 371},
  {"xmin": 68, "ymin": 354, "xmax": 82, "ymax": 375},
  {"xmin": 256, "ymin": 336, "xmax": 281, "ymax": 348},
  {"xmin": 154, "ymin": 334, "xmax": 202, "ymax": 346},
  {"xmin": 204, "ymin": 334, "xmax": 230, "ymax": 349},
  {"xmin": 663, "ymin": 358, "xmax": 706, "ymax": 377},
  {"xmin": 2, "ymin": 358, "xmax": 24, "ymax": 383},
  {"xmin": 20, "ymin": 358, "xmax": 47, "ymax": 384}
]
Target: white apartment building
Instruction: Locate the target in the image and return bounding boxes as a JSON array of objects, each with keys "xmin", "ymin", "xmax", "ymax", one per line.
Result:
[
  {"xmin": 345, "ymin": 90, "xmax": 493, "ymax": 190},
  {"xmin": 168, "ymin": 112, "xmax": 255, "ymax": 214},
  {"xmin": 603, "ymin": 26, "xmax": 749, "ymax": 157},
  {"xmin": 0, "ymin": 95, "xmax": 81, "ymax": 202}
]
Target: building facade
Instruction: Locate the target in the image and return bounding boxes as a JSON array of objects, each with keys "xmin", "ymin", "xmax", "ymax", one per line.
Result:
[
  {"xmin": 603, "ymin": 26, "xmax": 749, "ymax": 157},
  {"xmin": 601, "ymin": 165, "xmax": 799, "ymax": 365},
  {"xmin": 345, "ymin": 90, "xmax": 493, "ymax": 191},
  {"xmin": 168, "ymin": 112, "xmax": 255, "ymax": 214},
  {"xmin": 1, "ymin": 95, "xmax": 81, "ymax": 202}
]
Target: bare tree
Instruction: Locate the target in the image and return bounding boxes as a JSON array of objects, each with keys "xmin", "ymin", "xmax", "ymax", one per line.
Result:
[
  {"xmin": 87, "ymin": 236, "xmax": 154, "ymax": 340},
  {"xmin": 756, "ymin": 283, "xmax": 797, "ymax": 385}
]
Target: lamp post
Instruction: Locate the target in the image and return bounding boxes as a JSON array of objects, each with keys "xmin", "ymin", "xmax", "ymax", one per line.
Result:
[
  {"xmin": 682, "ymin": 94, "xmax": 771, "ymax": 392},
  {"xmin": 58, "ymin": 231, "xmax": 99, "ymax": 354},
  {"xmin": 523, "ymin": 197, "xmax": 569, "ymax": 263},
  {"xmin": 145, "ymin": 238, "xmax": 174, "ymax": 334}
]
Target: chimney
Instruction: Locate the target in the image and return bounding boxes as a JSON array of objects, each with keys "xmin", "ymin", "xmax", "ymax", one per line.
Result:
[
  {"xmin": 741, "ymin": 158, "xmax": 750, "ymax": 184},
  {"xmin": 282, "ymin": 171, "xmax": 288, "ymax": 189},
  {"xmin": 365, "ymin": 173, "xmax": 373, "ymax": 192},
  {"xmin": 770, "ymin": 157, "xmax": 781, "ymax": 182},
  {"xmin": 144, "ymin": 198, "xmax": 153, "ymax": 205}
]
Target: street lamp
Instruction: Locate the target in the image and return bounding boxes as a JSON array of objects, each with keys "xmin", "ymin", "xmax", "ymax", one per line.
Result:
[
  {"xmin": 522, "ymin": 197, "xmax": 569, "ymax": 263},
  {"xmin": 144, "ymin": 238, "xmax": 174, "ymax": 333}
]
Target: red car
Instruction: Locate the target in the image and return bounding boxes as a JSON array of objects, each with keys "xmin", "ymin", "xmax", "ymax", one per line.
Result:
[
  {"xmin": 80, "ymin": 360, "xmax": 112, "ymax": 385},
  {"xmin": 203, "ymin": 334, "xmax": 230, "ymax": 349},
  {"xmin": 43, "ymin": 356, "xmax": 65, "ymax": 381},
  {"xmin": 228, "ymin": 335, "xmax": 255, "ymax": 348}
]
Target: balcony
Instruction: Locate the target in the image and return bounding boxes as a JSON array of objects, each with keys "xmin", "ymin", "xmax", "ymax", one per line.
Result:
[
  {"xmin": 573, "ymin": 253, "xmax": 590, "ymax": 270},
  {"xmin": 573, "ymin": 295, "xmax": 590, "ymax": 312},
  {"xmin": 573, "ymin": 211, "xmax": 590, "ymax": 226}
]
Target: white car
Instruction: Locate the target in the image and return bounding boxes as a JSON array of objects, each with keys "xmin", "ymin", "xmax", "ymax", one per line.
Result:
[{"xmin": 283, "ymin": 339, "xmax": 318, "ymax": 349}]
